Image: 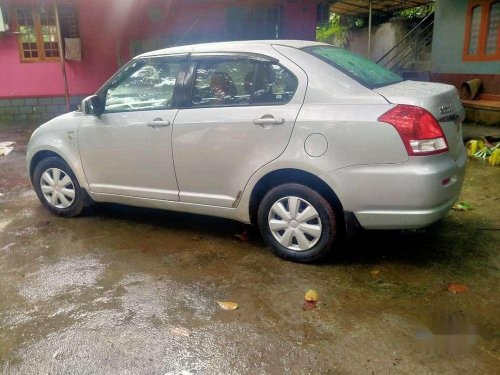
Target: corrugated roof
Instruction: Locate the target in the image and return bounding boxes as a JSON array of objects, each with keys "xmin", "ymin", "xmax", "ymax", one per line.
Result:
[{"xmin": 330, "ymin": 0, "xmax": 433, "ymax": 16}]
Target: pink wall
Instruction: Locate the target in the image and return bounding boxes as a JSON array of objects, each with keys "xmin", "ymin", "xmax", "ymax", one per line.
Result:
[
  {"xmin": 0, "ymin": 34, "xmax": 65, "ymax": 97},
  {"xmin": 282, "ymin": 1, "xmax": 318, "ymax": 40},
  {"xmin": 0, "ymin": 0, "xmax": 122, "ymax": 98},
  {"xmin": 0, "ymin": 0, "xmax": 319, "ymax": 99}
]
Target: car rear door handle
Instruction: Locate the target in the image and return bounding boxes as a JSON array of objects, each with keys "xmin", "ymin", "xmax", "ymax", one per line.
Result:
[
  {"xmin": 146, "ymin": 118, "xmax": 171, "ymax": 128},
  {"xmin": 253, "ymin": 116, "xmax": 285, "ymax": 126}
]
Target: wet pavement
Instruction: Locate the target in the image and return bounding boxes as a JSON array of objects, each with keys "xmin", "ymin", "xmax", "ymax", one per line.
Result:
[{"xmin": 1, "ymin": 124, "xmax": 499, "ymax": 374}]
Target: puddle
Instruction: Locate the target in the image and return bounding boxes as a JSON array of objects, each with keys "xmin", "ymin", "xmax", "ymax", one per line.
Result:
[{"xmin": 19, "ymin": 255, "xmax": 106, "ymax": 302}]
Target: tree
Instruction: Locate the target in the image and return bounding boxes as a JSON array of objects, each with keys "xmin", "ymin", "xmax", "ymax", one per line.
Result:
[
  {"xmin": 396, "ymin": 3, "xmax": 435, "ymax": 19},
  {"xmin": 316, "ymin": 13, "xmax": 348, "ymax": 46}
]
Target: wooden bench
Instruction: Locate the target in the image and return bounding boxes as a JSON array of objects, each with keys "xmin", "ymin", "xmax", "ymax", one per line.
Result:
[{"xmin": 461, "ymin": 94, "xmax": 500, "ymax": 125}]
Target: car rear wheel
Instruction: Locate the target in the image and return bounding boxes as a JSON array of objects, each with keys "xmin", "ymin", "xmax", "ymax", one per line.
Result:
[
  {"xmin": 257, "ymin": 183, "xmax": 337, "ymax": 263},
  {"xmin": 33, "ymin": 157, "xmax": 84, "ymax": 217}
]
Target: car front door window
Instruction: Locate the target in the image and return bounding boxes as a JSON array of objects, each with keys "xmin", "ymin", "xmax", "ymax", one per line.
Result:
[{"xmin": 105, "ymin": 58, "xmax": 183, "ymax": 112}]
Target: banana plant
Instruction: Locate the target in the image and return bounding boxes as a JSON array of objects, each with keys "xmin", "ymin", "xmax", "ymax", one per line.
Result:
[
  {"xmin": 488, "ymin": 145, "xmax": 500, "ymax": 166},
  {"xmin": 466, "ymin": 140, "xmax": 500, "ymax": 166}
]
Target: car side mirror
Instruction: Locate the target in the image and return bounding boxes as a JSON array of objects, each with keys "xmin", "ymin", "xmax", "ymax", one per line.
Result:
[{"xmin": 81, "ymin": 95, "xmax": 103, "ymax": 116}]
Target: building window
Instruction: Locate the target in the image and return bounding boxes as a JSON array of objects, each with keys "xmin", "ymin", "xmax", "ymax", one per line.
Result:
[
  {"xmin": 464, "ymin": 0, "xmax": 500, "ymax": 61},
  {"xmin": 486, "ymin": 1, "xmax": 500, "ymax": 54},
  {"xmin": 226, "ymin": 6, "xmax": 283, "ymax": 40},
  {"xmin": 317, "ymin": 2, "xmax": 330, "ymax": 23},
  {"xmin": 59, "ymin": 5, "xmax": 80, "ymax": 39},
  {"xmin": 16, "ymin": 9, "xmax": 39, "ymax": 59},
  {"xmin": 14, "ymin": 5, "xmax": 79, "ymax": 62}
]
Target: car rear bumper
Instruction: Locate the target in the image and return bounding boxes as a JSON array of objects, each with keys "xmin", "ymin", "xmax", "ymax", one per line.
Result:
[{"xmin": 320, "ymin": 144, "xmax": 467, "ymax": 230}]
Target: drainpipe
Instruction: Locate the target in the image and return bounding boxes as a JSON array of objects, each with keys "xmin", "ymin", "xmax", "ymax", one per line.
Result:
[
  {"xmin": 54, "ymin": 2, "xmax": 71, "ymax": 112},
  {"xmin": 367, "ymin": 0, "xmax": 372, "ymax": 59}
]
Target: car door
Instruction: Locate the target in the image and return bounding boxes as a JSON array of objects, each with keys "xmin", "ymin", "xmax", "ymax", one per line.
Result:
[
  {"xmin": 78, "ymin": 55, "xmax": 185, "ymax": 201},
  {"xmin": 172, "ymin": 54, "xmax": 307, "ymax": 207}
]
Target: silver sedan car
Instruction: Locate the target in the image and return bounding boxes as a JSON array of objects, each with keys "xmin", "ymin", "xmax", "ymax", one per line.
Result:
[{"xmin": 27, "ymin": 40, "xmax": 467, "ymax": 263}]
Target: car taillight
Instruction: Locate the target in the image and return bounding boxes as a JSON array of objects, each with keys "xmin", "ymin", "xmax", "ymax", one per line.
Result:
[{"xmin": 378, "ymin": 104, "xmax": 449, "ymax": 156}]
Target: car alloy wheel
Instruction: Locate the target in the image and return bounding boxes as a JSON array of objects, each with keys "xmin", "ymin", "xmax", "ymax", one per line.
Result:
[
  {"xmin": 40, "ymin": 167, "xmax": 76, "ymax": 209},
  {"xmin": 268, "ymin": 196, "xmax": 322, "ymax": 251}
]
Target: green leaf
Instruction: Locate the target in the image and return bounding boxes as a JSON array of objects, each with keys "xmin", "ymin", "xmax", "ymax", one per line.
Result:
[{"xmin": 452, "ymin": 201, "xmax": 473, "ymax": 211}]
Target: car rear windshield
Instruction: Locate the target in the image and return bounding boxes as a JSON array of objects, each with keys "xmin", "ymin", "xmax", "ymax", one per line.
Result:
[{"xmin": 302, "ymin": 46, "xmax": 403, "ymax": 89}]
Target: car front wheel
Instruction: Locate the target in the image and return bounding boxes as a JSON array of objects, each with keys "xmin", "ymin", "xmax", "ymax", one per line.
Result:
[
  {"xmin": 257, "ymin": 183, "xmax": 338, "ymax": 263},
  {"xmin": 33, "ymin": 157, "xmax": 85, "ymax": 217}
]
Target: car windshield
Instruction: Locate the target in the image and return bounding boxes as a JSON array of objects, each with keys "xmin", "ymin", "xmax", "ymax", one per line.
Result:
[{"xmin": 302, "ymin": 45, "xmax": 403, "ymax": 89}]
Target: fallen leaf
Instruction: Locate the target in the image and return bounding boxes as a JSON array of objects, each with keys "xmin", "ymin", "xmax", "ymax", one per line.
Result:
[
  {"xmin": 234, "ymin": 231, "xmax": 249, "ymax": 241},
  {"xmin": 371, "ymin": 269, "xmax": 380, "ymax": 276},
  {"xmin": 447, "ymin": 283, "xmax": 469, "ymax": 293},
  {"xmin": 170, "ymin": 326, "xmax": 191, "ymax": 337},
  {"xmin": 304, "ymin": 289, "xmax": 318, "ymax": 302},
  {"xmin": 0, "ymin": 142, "xmax": 14, "ymax": 157},
  {"xmin": 217, "ymin": 301, "xmax": 239, "ymax": 310},
  {"xmin": 192, "ymin": 236, "xmax": 202, "ymax": 241},
  {"xmin": 303, "ymin": 301, "xmax": 317, "ymax": 311},
  {"xmin": 452, "ymin": 202, "xmax": 473, "ymax": 211}
]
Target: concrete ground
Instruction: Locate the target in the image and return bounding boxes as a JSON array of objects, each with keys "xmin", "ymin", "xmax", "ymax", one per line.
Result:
[{"xmin": 1, "ymin": 124, "xmax": 499, "ymax": 374}]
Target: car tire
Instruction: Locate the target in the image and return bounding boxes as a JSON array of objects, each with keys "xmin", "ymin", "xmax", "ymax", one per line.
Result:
[
  {"xmin": 32, "ymin": 157, "xmax": 85, "ymax": 217},
  {"xmin": 257, "ymin": 183, "xmax": 338, "ymax": 263}
]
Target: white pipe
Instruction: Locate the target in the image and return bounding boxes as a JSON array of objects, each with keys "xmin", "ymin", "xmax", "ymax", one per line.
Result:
[
  {"xmin": 368, "ymin": 0, "xmax": 372, "ymax": 59},
  {"xmin": 54, "ymin": 2, "xmax": 70, "ymax": 111}
]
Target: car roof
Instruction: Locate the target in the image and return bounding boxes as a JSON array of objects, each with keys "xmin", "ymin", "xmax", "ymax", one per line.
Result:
[{"xmin": 137, "ymin": 40, "xmax": 327, "ymax": 58}]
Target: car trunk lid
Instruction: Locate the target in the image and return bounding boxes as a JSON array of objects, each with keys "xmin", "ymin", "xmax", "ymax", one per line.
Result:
[{"xmin": 374, "ymin": 80, "xmax": 465, "ymax": 160}]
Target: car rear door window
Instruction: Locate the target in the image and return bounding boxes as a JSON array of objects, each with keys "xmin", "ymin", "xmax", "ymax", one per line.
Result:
[
  {"xmin": 190, "ymin": 58, "xmax": 298, "ymax": 107},
  {"xmin": 105, "ymin": 57, "xmax": 184, "ymax": 112},
  {"xmin": 253, "ymin": 63, "xmax": 298, "ymax": 105},
  {"xmin": 191, "ymin": 59, "xmax": 257, "ymax": 107}
]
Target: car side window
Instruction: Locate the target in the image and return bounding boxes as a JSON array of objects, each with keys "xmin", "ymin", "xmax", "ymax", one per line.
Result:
[
  {"xmin": 253, "ymin": 63, "xmax": 298, "ymax": 105},
  {"xmin": 191, "ymin": 59, "xmax": 257, "ymax": 107},
  {"xmin": 105, "ymin": 58, "xmax": 183, "ymax": 112}
]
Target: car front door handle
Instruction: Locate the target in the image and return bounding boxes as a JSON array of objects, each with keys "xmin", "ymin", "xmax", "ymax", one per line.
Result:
[
  {"xmin": 146, "ymin": 118, "xmax": 171, "ymax": 128},
  {"xmin": 253, "ymin": 116, "xmax": 285, "ymax": 126}
]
